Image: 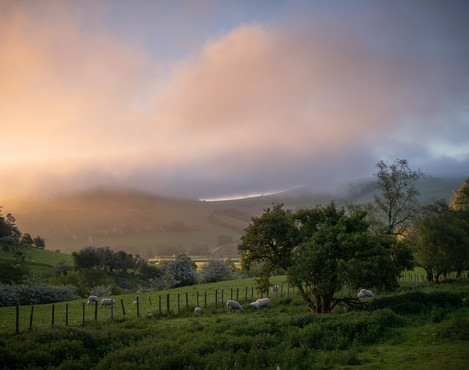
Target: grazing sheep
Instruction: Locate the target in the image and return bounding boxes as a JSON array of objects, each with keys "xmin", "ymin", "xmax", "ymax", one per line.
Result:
[
  {"xmin": 358, "ymin": 289, "xmax": 374, "ymax": 298},
  {"xmin": 87, "ymin": 295, "xmax": 98, "ymax": 305},
  {"xmin": 194, "ymin": 307, "xmax": 202, "ymax": 315},
  {"xmin": 256, "ymin": 297, "xmax": 271, "ymax": 308},
  {"xmin": 133, "ymin": 298, "xmax": 141, "ymax": 304},
  {"xmin": 100, "ymin": 298, "xmax": 116, "ymax": 307},
  {"xmin": 226, "ymin": 300, "xmax": 243, "ymax": 312},
  {"xmin": 249, "ymin": 301, "xmax": 261, "ymax": 311},
  {"xmin": 271, "ymin": 285, "xmax": 279, "ymax": 292}
]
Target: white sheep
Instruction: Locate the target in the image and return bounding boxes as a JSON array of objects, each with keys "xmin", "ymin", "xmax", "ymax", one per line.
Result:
[
  {"xmin": 271, "ymin": 285, "xmax": 279, "ymax": 292},
  {"xmin": 249, "ymin": 301, "xmax": 261, "ymax": 311},
  {"xmin": 194, "ymin": 307, "xmax": 202, "ymax": 315},
  {"xmin": 226, "ymin": 300, "xmax": 243, "ymax": 312},
  {"xmin": 100, "ymin": 298, "xmax": 116, "ymax": 307},
  {"xmin": 133, "ymin": 298, "xmax": 141, "ymax": 305},
  {"xmin": 256, "ymin": 297, "xmax": 271, "ymax": 308},
  {"xmin": 87, "ymin": 295, "xmax": 98, "ymax": 305},
  {"xmin": 358, "ymin": 289, "xmax": 374, "ymax": 298}
]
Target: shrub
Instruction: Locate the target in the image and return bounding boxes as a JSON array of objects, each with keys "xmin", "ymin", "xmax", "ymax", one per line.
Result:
[
  {"xmin": 0, "ymin": 279, "xmax": 79, "ymax": 306},
  {"xmin": 198, "ymin": 259, "xmax": 232, "ymax": 284},
  {"xmin": 367, "ymin": 291, "xmax": 463, "ymax": 314}
]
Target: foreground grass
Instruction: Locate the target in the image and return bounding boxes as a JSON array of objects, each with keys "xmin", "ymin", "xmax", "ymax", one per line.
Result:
[{"xmin": 0, "ymin": 280, "xmax": 468, "ymax": 369}]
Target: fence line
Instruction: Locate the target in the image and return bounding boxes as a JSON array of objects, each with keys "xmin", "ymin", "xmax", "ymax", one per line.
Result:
[{"xmin": 9, "ymin": 284, "xmax": 290, "ymax": 334}]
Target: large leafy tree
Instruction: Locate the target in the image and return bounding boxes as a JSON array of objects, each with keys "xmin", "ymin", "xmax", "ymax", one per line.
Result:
[
  {"xmin": 238, "ymin": 204, "xmax": 300, "ymax": 291},
  {"xmin": 288, "ymin": 204, "xmax": 398, "ymax": 313},
  {"xmin": 239, "ymin": 203, "xmax": 401, "ymax": 313},
  {"xmin": 373, "ymin": 158, "xmax": 424, "ymax": 235},
  {"xmin": 412, "ymin": 212, "xmax": 468, "ymax": 282}
]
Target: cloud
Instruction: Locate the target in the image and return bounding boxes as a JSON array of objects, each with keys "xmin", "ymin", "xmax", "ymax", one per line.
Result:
[{"xmin": 1, "ymin": 1, "xmax": 468, "ymax": 199}]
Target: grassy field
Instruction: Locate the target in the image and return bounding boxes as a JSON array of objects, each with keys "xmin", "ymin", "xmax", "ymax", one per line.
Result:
[{"xmin": 0, "ymin": 278, "xmax": 468, "ymax": 369}]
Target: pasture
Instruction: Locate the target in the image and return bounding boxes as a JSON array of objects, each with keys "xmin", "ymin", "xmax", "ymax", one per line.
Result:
[{"xmin": 0, "ymin": 278, "xmax": 468, "ymax": 368}]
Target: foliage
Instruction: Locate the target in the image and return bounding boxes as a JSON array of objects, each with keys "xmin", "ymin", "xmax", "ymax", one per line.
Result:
[
  {"xmin": 0, "ymin": 260, "xmax": 30, "ymax": 284},
  {"xmin": 51, "ymin": 271, "xmax": 87, "ymax": 298},
  {"xmin": 367, "ymin": 290, "xmax": 463, "ymax": 314},
  {"xmin": 157, "ymin": 254, "xmax": 197, "ymax": 289},
  {"xmin": 238, "ymin": 203, "xmax": 300, "ymax": 291},
  {"xmin": 198, "ymin": 259, "xmax": 233, "ymax": 284},
  {"xmin": 239, "ymin": 202, "xmax": 402, "ymax": 313},
  {"xmin": 288, "ymin": 204, "xmax": 400, "ymax": 313},
  {"xmin": 411, "ymin": 211, "xmax": 469, "ymax": 282},
  {"xmin": 89, "ymin": 285, "xmax": 113, "ymax": 297},
  {"xmin": 450, "ymin": 176, "xmax": 469, "ymax": 210},
  {"xmin": 373, "ymin": 158, "xmax": 424, "ymax": 235},
  {"xmin": 54, "ymin": 259, "xmax": 72, "ymax": 277},
  {"xmin": 0, "ymin": 278, "xmax": 79, "ymax": 307}
]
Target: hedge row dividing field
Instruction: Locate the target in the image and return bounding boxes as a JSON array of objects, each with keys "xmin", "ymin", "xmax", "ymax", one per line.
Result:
[{"xmin": 0, "ymin": 279, "xmax": 468, "ymax": 369}]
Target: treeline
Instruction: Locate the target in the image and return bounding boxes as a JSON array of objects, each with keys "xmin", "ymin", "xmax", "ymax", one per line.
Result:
[
  {"xmin": 0, "ymin": 207, "xmax": 45, "ymax": 263},
  {"xmin": 71, "ymin": 246, "xmax": 157, "ymax": 278}
]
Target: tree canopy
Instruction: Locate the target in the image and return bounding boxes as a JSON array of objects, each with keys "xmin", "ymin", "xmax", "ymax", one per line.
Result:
[
  {"xmin": 450, "ymin": 177, "xmax": 469, "ymax": 211},
  {"xmin": 239, "ymin": 203, "xmax": 401, "ymax": 313}
]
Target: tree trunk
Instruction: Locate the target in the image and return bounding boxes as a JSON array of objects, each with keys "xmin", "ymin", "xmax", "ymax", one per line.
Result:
[
  {"xmin": 426, "ymin": 271, "xmax": 433, "ymax": 282},
  {"xmin": 296, "ymin": 284, "xmax": 317, "ymax": 313}
]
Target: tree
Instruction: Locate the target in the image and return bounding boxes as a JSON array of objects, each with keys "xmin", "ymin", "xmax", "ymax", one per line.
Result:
[
  {"xmin": 238, "ymin": 204, "xmax": 300, "ymax": 292},
  {"xmin": 449, "ymin": 177, "xmax": 469, "ymax": 210},
  {"xmin": 373, "ymin": 158, "xmax": 424, "ymax": 235},
  {"xmin": 72, "ymin": 247, "xmax": 100, "ymax": 270},
  {"xmin": 33, "ymin": 236, "xmax": 45, "ymax": 249},
  {"xmin": 198, "ymin": 259, "xmax": 232, "ymax": 284},
  {"xmin": 114, "ymin": 250, "xmax": 135, "ymax": 273},
  {"xmin": 158, "ymin": 254, "xmax": 197, "ymax": 289},
  {"xmin": 287, "ymin": 204, "xmax": 399, "ymax": 313},
  {"xmin": 239, "ymin": 203, "xmax": 401, "ymax": 313},
  {"xmin": 54, "ymin": 260, "xmax": 72, "ymax": 277},
  {"xmin": 412, "ymin": 212, "xmax": 468, "ymax": 282}
]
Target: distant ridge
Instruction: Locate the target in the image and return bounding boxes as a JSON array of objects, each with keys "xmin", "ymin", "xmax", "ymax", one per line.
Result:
[{"xmin": 1, "ymin": 176, "xmax": 465, "ymax": 257}]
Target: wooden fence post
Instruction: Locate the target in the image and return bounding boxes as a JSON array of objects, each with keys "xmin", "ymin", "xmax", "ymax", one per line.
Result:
[
  {"xmin": 111, "ymin": 301, "xmax": 114, "ymax": 320},
  {"xmin": 178, "ymin": 293, "xmax": 180, "ymax": 312},
  {"xmin": 51, "ymin": 304, "xmax": 55, "ymax": 326},
  {"xmin": 245, "ymin": 286, "xmax": 248, "ymax": 302},
  {"xmin": 251, "ymin": 286, "xmax": 254, "ymax": 299},
  {"xmin": 186, "ymin": 293, "xmax": 189, "ymax": 309},
  {"xmin": 66, "ymin": 303, "xmax": 69, "ymax": 326},
  {"xmin": 236, "ymin": 288, "xmax": 239, "ymax": 300},
  {"xmin": 159, "ymin": 295, "xmax": 161, "ymax": 313},
  {"xmin": 221, "ymin": 290, "xmax": 224, "ymax": 306},
  {"xmin": 148, "ymin": 296, "xmax": 152, "ymax": 307},
  {"xmin": 204, "ymin": 291, "xmax": 207, "ymax": 308},
  {"xmin": 215, "ymin": 289, "xmax": 218, "ymax": 308},
  {"xmin": 281, "ymin": 283, "xmax": 284, "ymax": 296},
  {"xmin": 231, "ymin": 288, "xmax": 233, "ymax": 300},
  {"xmin": 30, "ymin": 306, "xmax": 34, "ymax": 331},
  {"xmin": 16, "ymin": 305, "xmax": 19, "ymax": 334},
  {"xmin": 82, "ymin": 302, "xmax": 85, "ymax": 327},
  {"xmin": 137, "ymin": 296, "xmax": 140, "ymax": 318},
  {"xmin": 121, "ymin": 299, "xmax": 126, "ymax": 316},
  {"xmin": 197, "ymin": 291, "xmax": 199, "ymax": 307},
  {"xmin": 95, "ymin": 301, "xmax": 98, "ymax": 320},
  {"xmin": 167, "ymin": 293, "xmax": 170, "ymax": 312}
]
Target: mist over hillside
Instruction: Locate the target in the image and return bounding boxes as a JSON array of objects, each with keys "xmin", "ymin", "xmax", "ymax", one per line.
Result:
[{"xmin": 2, "ymin": 176, "xmax": 465, "ymax": 258}]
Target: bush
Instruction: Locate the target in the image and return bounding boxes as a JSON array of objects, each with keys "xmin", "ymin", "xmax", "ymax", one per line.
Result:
[
  {"xmin": 0, "ymin": 261, "xmax": 30, "ymax": 284},
  {"xmin": 198, "ymin": 259, "xmax": 232, "ymax": 284},
  {"xmin": 0, "ymin": 279, "xmax": 79, "ymax": 306},
  {"xmin": 367, "ymin": 291, "xmax": 463, "ymax": 314}
]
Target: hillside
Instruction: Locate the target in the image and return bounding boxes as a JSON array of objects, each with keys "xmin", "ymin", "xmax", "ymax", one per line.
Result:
[{"xmin": 1, "ymin": 176, "xmax": 466, "ymax": 257}]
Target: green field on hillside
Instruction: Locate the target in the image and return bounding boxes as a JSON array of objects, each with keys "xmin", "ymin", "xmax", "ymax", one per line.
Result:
[{"xmin": 0, "ymin": 278, "xmax": 467, "ymax": 369}]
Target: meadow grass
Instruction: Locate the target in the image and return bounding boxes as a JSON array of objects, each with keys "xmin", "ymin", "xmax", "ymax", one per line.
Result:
[{"xmin": 0, "ymin": 280, "xmax": 467, "ymax": 369}]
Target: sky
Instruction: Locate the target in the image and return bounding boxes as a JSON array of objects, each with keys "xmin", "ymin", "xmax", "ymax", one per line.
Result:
[{"xmin": 1, "ymin": 0, "xmax": 468, "ymax": 201}]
